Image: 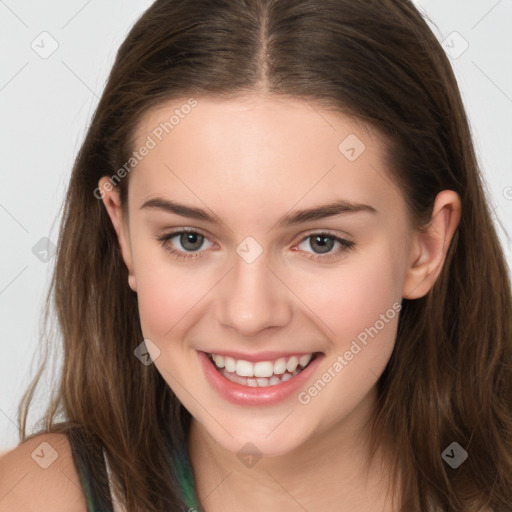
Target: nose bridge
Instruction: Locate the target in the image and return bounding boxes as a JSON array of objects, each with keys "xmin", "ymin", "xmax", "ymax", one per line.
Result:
[{"xmin": 217, "ymin": 247, "xmax": 292, "ymax": 336}]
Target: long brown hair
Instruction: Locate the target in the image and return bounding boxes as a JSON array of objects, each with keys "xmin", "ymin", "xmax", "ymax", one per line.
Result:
[{"xmin": 18, "ymin": 0, "xmax": 512, "ymax": 510}]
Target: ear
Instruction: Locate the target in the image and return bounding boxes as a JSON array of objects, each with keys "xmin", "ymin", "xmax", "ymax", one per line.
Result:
[
  {"xmin": 98, "ymin": 177, "xmax": 137, "ymax": 292},
  {"xmin": 402, "ymin": 190, "xmax": 461, "ymax": 299}
]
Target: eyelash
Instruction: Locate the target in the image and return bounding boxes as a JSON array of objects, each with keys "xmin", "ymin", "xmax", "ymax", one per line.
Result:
[{"xmin": 156, "ymin": 228, "xmax": 356, "ymax": 262}]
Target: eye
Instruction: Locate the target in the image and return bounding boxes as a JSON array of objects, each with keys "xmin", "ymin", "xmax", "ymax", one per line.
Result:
[
  {"xmin": 157, "ymin": 228, "xmax": 214, "ymax": 260},
  {"xmin": 295, "ymin": 231, "xmax": 355, "ymax": 261},
  {"xmin": 157, "ymin": 229, "xmax": 355, "ymax": 262}
]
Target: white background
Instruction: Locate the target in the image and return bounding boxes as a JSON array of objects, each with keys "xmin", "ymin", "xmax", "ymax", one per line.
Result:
[{"xmin": 1, "ymin": 0, "xmax": 511, "ymax": 452}]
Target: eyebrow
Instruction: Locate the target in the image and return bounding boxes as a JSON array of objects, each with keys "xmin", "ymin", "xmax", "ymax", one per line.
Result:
[{"xmin": 140, "ymin": 197, "xmax": 377, "ymax": 227}]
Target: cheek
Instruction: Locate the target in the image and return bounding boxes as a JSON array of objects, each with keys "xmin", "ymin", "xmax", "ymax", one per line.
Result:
[
  {"xmin": 291, "ymin": 246, "xmax": 403, "ymax": 346},
  {"xmin": 130, "ymin": 243, "xmax": 207, "ymax": 339},
  {"xmin": 293, "ymin": 251, "xmax": 403, "ymax": 421}
]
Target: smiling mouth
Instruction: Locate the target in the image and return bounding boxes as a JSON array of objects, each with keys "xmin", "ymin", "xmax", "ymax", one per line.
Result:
[{"xmin": 206, "ymin": 352, "xmax": 319, "ymax": 388}]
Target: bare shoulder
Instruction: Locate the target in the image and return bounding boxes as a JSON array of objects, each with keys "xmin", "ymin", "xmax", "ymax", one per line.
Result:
[{"xmin": 0, "ymin": 433, "xmax": 87, "ymax": 512}]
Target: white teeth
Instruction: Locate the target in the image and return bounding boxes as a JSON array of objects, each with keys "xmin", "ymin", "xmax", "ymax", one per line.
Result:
[
  {"xmin": 229, "ymin": 372, "xmax": 248, "ymax": 386},
  {"xmin": 286, "ymin": 356, "xmax": 299, "ymax": 373},
  {"xmin": 246, "ymin": 378, "xmax": 258, "ymax": 387},
  {"xmin": 219, "ymin": 364, "xmax": 309, "ymax": 388},
  {"xmin": 299, "ymin": 354, "xmax": 312, "ymax": 367},
  {"xmin": 224, "ymin": 356, "xmax": 236, "ymax": 373},
  {"xmin": 273, "ymin": 357, "xmax": 287, "ymax": 375},
  {"xmin": 254, "ymin": 361, "xmax": 274, "ymax": 378},
  {"xmin": 235, "ymin": 359, "xmax": 254, "ymax": 377},
  {"xmin": 212, "ymin": 354, "xmax": 225, "ymax": 368},
  {"xmin": 268, "ymin": 376, "xmax": 280, "ymax": 386},
  {"xmin": 209, "ymin": 352, "xmax": 316, "ymax": 386}
]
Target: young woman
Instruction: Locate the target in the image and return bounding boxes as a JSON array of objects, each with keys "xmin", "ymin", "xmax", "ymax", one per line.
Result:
[{"xmin": 1, "ymin": 0, "xmax": 511, "ymax": 511}]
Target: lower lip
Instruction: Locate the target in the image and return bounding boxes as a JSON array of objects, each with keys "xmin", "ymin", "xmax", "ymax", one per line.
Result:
[{"xmin": 198, "ymin": 350, "xmax": 323, "ymax": 406}]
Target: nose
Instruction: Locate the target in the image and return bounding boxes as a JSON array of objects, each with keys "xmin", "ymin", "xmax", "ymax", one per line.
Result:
[{"xmin": 216, "ymin": 251, "xmax": 293, "ymax": 337}]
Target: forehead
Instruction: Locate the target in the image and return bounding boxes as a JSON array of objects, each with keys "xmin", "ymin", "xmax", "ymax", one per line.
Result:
[{"xmin": 128, "ymin": 95, "xmax": 399, "ymax": 218}]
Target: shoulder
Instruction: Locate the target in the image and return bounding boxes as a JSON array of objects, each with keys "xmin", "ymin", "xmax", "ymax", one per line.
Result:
[{"xmin": 0, "ymin": 432, "xmax": 87, "ymax": 512}]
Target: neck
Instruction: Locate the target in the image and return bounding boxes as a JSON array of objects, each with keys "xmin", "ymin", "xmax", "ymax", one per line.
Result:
[{"xmin": 188, "ymin": 386, "xmax": 400, "ymax": 512}]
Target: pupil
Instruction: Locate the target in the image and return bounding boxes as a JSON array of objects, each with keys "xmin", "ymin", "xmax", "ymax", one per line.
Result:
[
  {"xmin": 311, "ymin": 235, "xmax": 333, "ymax": 254},
  {"xmin": 181, "ymin": 233, "xmax": 202, "ymax": 251}
]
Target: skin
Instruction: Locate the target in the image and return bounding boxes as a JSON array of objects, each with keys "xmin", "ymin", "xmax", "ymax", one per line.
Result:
[{"xmin": 100, "ymin": 94, "xmax": 461, "ymax": 511}]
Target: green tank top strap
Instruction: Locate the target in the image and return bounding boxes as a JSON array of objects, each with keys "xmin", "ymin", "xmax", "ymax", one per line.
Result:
[
  {"xmin": 67, "ymin": 425, "xmax": 202, "ymax": 511},
  {"xmin": 173, "ymin": 440, "xmax": 203, "ymax": 511},
  {"xmin": 67, "ymin": 426, "xmax": 114, "ymax": 512}
]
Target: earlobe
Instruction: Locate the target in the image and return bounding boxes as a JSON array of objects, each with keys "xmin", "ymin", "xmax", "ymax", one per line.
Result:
[
  {"xmin": 402, "ymin": 190, "xmax": 461, "ymax": 299},
  {"xmin": 98, "ymin": 177, "xmax": 137, "ymax": 292}
]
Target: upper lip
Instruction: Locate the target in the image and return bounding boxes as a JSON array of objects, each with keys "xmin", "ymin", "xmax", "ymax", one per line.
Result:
[{"xmin": 201, "ymin": 350, "xmax": 320, "ymax": 362}]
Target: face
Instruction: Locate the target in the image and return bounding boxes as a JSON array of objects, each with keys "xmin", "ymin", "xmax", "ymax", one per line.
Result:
[{"xmin": 100, "ymin": 94, "xmax": 457, "ymax": 457}]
